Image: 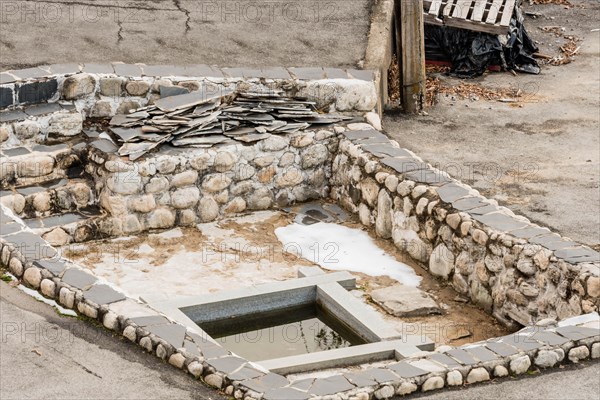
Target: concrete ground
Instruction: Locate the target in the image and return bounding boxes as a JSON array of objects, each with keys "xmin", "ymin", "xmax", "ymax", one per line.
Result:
[
  {"xmin": 0, "ymin": 0, "xmax": 372, "ymax": 70},
  {"xmin": 385, "ymin": 0, "xmax": 600, "ymax": 248},
  {"xmin": 0, "ymin": 281, "xmax": 227, "ymax": 400}
]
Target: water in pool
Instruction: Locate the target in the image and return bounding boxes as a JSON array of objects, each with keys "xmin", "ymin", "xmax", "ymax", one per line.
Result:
[{"xmin": 200, "ymin": 304, "xmax": 366, "ymax": 361}]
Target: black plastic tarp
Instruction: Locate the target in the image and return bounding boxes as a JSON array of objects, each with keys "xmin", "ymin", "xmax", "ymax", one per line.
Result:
[{"xmin": 425, "ymin": 7, "xmax": 540, "ymax": 78}]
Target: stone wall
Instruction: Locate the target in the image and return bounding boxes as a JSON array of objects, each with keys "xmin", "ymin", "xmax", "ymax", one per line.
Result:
[
  {"xmin": 85, "ymin": 128, "xmax": 337, "ymax": 237},
  {"xmin": 330, "ymin": 125, "xmax": 600, "ymax": 329}
]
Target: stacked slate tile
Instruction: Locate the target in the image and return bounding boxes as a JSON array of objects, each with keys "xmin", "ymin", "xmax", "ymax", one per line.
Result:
[{"xmin": 109, "ymin": 87, "xmax": 350, "ymax": 160}]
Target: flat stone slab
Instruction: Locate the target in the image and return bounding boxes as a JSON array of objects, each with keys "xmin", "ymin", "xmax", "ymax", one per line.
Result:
[
  {"xmin": 308, "ymin": 375, "xmax": 355, "ymax": 396},
  {"xmin": 472, "ymin": 213, "xmax": 528, "ymax": 232},
  {"xmin": 436, "ymin": 183, "xmax": 471, "ymax": 203},
  {"xmin": 370, "ymin": 284, "xmax": 442, "ymax": 317},
  {"xmin": 263, "ymin": 387, "xmax": 310, "ymax": 400},
  {"xmin": 33, "ymin": 259, "xmax": 67, "ymax": 275},
  {"xmin": 405, "ymin": 169, "xmax": 452, "ymax": 185},
  {"xmin": 446, "ymin": 348, "xmax": 478, "ymax": 365},
  {"xmin": 242, "ymin": 373, "xmax": 289, "ymax": 393},
  {"xmin": 129, "ymin": 315, "xmax": 171, "ymax": 327},
  {"xmin": 381, "ymin": 157, "xmax": 429, "ymax": 173},
  {"xmin": 361, "ymin": 144, "xmax": 413, "ymax": 158},
  {"xmin": 342, "ymin": 129, "xmax": 387, "ymax": 142},
  {"xmin": 0, "ymin": 222, "xmax": 22, "ymax": 236},
  {"xmin": 4, "ymin": 231, "xmax": 56, "ymax": 259},
  {"xmin": 451, "ymin": 196, "xmax": 490, "ymax": 211},
  {"xmin": 24, "ymin": 103, "xmax": 62, "ymax": 116},
  {"xmin": 554, "ymin": 326, "xmax": 600, "ymax": 341},
  {"xmin": 208, "ymin": 356, "xmax": 248, "ymax": 375},
  {"xmin": 61, "ymin": 268, "xmax": 97, "ymax": 289},
  {"xmin": 146, "ymin": 324, "xmax": 187, "ymax": 348},
  {"xmin": 485, "ymin": 341, "xmax": 519, "ymax": 357},
  {"xmin": 509, "ymin": 226, "xmax": 552, "ymax": 240},
  {"xmin": 83, "ymin": 284, "xmax": 126, "ymax": 305},
  {"xmin": 154, "ymin": 86, "xmax": 235, "ymax": 112},
  {"xmin": 387, "ymin": 361, "xmax": 428, "ymax": 378},
  {"xmin": 228, "ymin": 366, "xmax": 264, "ymax": 381},
  {"xmin": 429, "ymin": 353, "xmax": 462, "ymax": 368},
  {"xmin": 554, "ymin": 247, "xmax": 600, "ymax": 263},
  {"xmin": 531, "ymin": 331, "xmax": 570, "ymax": 346},
  {"xmin": 463, "ymin": 346, "xmax": 498, "ymax": 362}
]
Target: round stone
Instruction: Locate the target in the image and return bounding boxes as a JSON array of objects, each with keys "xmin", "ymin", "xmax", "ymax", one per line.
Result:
[
  {"xmin": 202, "ymin": 174, "xmax": 232, "ymax": 192},
  {"xmin": 8, "ymin": 258, "xmax": 23, "ymax": 277},
  {"xmin": 40, "ymin": 279, "xmax": 56, "ymax": 298},
  {"xmin": 59, "ymin": 287, "xmax": 75, "ymax": 308},
  {"xmin": 374, "ymin": 385, "xmax": 394, "ymax": 399},
  {"xmin": 510, "ymin": 355, "xmax": 531, "ymax": 375},
  {"xmin": 188, "ymin": 361, "xmax": 203, "ymax": 378},
  {"xmin": 168, "ymin": 353, "xmax": 186, "ymax": 369},
  {"xmin": 23, "ymin": 267, "xmax": 42, "ymax": 289},
  {"xmin": 204, "ymin": 374, "xmax": 223, "ymax": 389},
  {"xmin": 397, "ymin": 382, "xmax": 417, "ymax": 395},
  {"xmin": 171, "ymin": 170, "xmax": 198, "ymax": 188},
  {"xmin": 147, "ymin": 208, "xmax": 175, "ymax": 229},
  {"xmin": 493, "ymin": 365, "xmax": 509, "ymax": 377},
  {"xmin": 422, "ymin": 376, "xmax": 444, "ymax": 392},
  {"xmin": 43, "ymin": 228, "xmax": 71, "ymax": 246},
  {"xmin": 534, "ymin": 350, "xmax": 561, "ymax": 368},
  {"xmin": 568, "ymin": 345, "xmax": 590, "ymax": 363},
  {"xmin": 63, "ymin": 74, "xmax": 96, "ymax": 99},
  {"xmin": 429, "ymin": 243, "xmax": 455, "ymax": 279},
  {"xmin": 466, "ymin": 367, "xmax": 490, "ymax": 384},
  {"xmin": 123, "ymin": 326, "xmax": 137, "ymax": 342},
  {"xmin": 140, "ymin": 336, "xmax": 153, "ymax": 352},
  {"xmin": 215, "ymin": 151, "xmax": 237, "ymax": 172},
  {"xmin": 156, "ymin": 344, "xmax": 168, "ymax": 360},
  {"xmin": 198, "ymin": 196, "xmax": 219, "ymax": 222},
  {"xmin": 447, "ymin": 370, "xmax": 463, "ymax": 386},
  {"xmin": 172, "ymin": 187, "xmax": 200, "ymax": 209},
  {"xmin": 125, "ymin": 80, "xmax": 150, "ymax": 96}
]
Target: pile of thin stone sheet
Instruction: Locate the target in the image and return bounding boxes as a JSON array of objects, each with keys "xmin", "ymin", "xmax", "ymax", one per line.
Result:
[{"xmin": 109, "ymin": 86, "xmax": 350, "ymax": 160}]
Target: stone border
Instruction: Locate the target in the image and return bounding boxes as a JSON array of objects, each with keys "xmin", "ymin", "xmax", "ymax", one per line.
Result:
[
  {"xmin": 331, "ymin": 125, "xmax": 600, "ymax": 328},
  {"xmin": 0, "ymin": 210, "xmax": 599, "ymax": 400}
]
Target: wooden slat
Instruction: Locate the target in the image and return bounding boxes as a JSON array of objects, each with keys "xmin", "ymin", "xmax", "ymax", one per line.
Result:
[
  {"xmin": 443, "ymin": 0, "xmax": 458, "ymax": 17},
  {"xmin": 429, "ymin": 0, "xmax": 443, "ymax": 15},
  {"xmin": 486, "ymin": 0, "xmax": 504, "ymax": 24},
  {"xmin": 500, "ymin": 0, "xmax": 516, "ymax": 27},
  {"xmin": 471, "ymin": 0, "xmax": 488, "ymax": 22},
  {"xmin": 452, "ymin": 0, "xmax": 474, "ymax": 19}
]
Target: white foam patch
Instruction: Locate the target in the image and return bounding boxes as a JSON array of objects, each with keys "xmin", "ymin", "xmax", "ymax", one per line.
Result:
[{"xmin": 274, "ymin": 222, "xmax": 421, "ymax": 287}]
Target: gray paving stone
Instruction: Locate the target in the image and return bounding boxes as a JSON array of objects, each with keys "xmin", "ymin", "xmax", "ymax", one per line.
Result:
[
  {"xmin": 501, "ymin": 334, "xmax": 543, "ymax": 351},
  {"xmin": 289, "ymin": 67, "xmax": 326, "ymax": 80},
  {"xmin": 381, "ymin": 157, "xmax": 429, "ymax": 173},
  {"xmin": 61, "ymin": 268, "xmax": 97, "ymax": 289},
  {"xmin": 472, "ymin": 213, "xmax": 528, "ymax": 232},
  {"xmin": 405, "ymin": 169, "xmax": 451, "ymax": 185},
  {"xmin": 31, "ymin": 144, "xmax": 69, "ymax": 153},
  {"xmin": 509, "ymin": 226, "xmax": 552, "ymax": 240},
  {"xmin": 142, "ymin": 65, "xmax": 187, "ymax": 77},
  {"xmin": 485, "ymin": 341, "xmax": 519, "ymax": 357},
  {"xmin": 451, "ymin": 196, "xmax": 489, "ymax": 211},
  {"xmin": 347, "ymin": 69, "xmax": 375, "ymax": 81},
  {"xmin": 263, "ymin": 387, "xmax": 310, "ymax": 400},
  {"xmin": 90, "ymin": 139, "xmax": 118, "ymax": 154},
  {"xmin": 4, "ymin": 231, "xmax": 56, "ymax": 259},
  {"xmin": 228, "ymin": 366, "xmax": 265, "ymax": 381},
  {"xmin": 260, "ymin": 67, "xmax": 292, "ymax": 80},
  {"xmin": 436, "ymin": 183, "xmax": 471, "ymax": 203},
  {"xmin": 289, "ymin": 378, "xmax": 314, "ymax": 391},
  {"xmin": 343, "ymin": 371, "xmax": 376, "ymax": 387},
  {"xmin": 342, "ymin": 129, "xmax": 385, "ymax": 141},
  {"xmin": 1, "ymin": 223, "xmax": 22, "ymax": 236},
  {"xmin": 11, "ymin": 67, "xmax": 50, "ymax": 80},
  {"xmin": 308, "ymin": 375, "xmax": 355, "ymax": 396},
  {"xmin": 48, "ymin": 64, "xmax": 82, "ymax": 75},
  {"xmin": 33, "ymin": 259, "xmax": 67, "ymax": 275},
  {"xmin": 146, "ymin": 323, "xmax": 187, "ymax": 348},
  {"xmin": 129, "ymin": 315, "xmax": 171, "ymax": 327},
  {"xmin": 82, "ymin": 63, "xmax": 115, "ymax": 74},
  {"xmin": 154, "ymin": 86, "xmax": 234, "ymax": 112},
  {"xmin": 24, "ymin": 219, "xmax": 43, "ymax": 230},
  {"xmin": 361, "ymin": 144, "xmax": 412, "ymax": 158},
  {"xmin": 24, "ymin": 102, "xmax": 62, "ymax": 116},
  {"xmin": 195, "ymin": 341, "xmax": 230, "ymax": 359},
  {"xmin": 160, "ymin": 86, "xmax": 189, "ymax": 98},
  {"xmin": 242, "ymin": 373, "xmax": 289, "ymax": 393},
  {"xmin": 0, "ymin": 72, "xmax": 17, "ymax": 84},
  {"xmin": 446, "ymin": 349, "xmax": 478, "ymax": 365},
  {"xmin": 324, "ymin": 68, "xmax": 349, "ymax": 79},
  {"xmin": 4, "ymin": 147, "xmax": 30, "ymax": 156},
  {"xmin": 366, "ymin": 368, "xmax": 399, "ymax": 383},
  {"xmin": 429, "ymin": 352, "xmax": 462, "ymax": 368},
  {"xmin": 0, "ymin": 110, "xmax": 28, "ymax": 123},
  {"xmin": 555, "ymin": 247, "xmax": 600, "ymax": 263},
  {"xmin": 531, "ymin": 331, "xmax": 570, "ymax": 346},
  {"xmin": 221, "ymin": 68, "xmax": 245, "ymax": 78},
  {"xmin": 356, "ymin": 136, "xmax": 393, "ymax": 145},
  {"xmin": 468, "ymin": 204, "xmax": 500, "ymax": 215},
  {"xmin": 208, "ymin": 356, "xmax": 247, "ymax": 374},
  {"xmin": 387, "ymin": 361, "xmax": 428, "ymax": 378},
  {"xmin": 464, "ymin": 346, "xmax": 498, "ymax": 362},
  {"xmin": 83, "ymin": 284, "xmax": 126, "ymax": 305},
  {"xmin": 555, "ymin": 326, "xmax": 600, "ymax": 341},
  {"xmin": 183, "ymin": 64, "xmax": 217, "ymax": 77},
  {"xmin": 113, "ymin": 63, "xmax": 143, "ymax": 77},
  {"xmin": 183, "ymin": 339, "xmax": 201, "ymax": 356}
]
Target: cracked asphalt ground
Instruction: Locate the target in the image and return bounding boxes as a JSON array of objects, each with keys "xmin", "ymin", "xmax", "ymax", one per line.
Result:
[
  {"xmin": 0, "ymin": 0, "xmax": 371, "ymax": 70},
  {"xmin": 0, "ymin": 281, "xmax": 228, "ymax": 400},
  {"xmin": 385, "ymin": 1, "xmax": 600, "ymax": 248}
]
